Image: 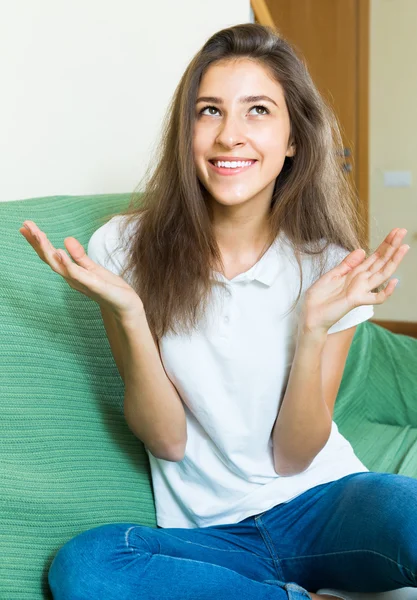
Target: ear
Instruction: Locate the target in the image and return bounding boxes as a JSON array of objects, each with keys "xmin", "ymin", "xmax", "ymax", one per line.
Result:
[{"xmin": 286, "ymin": 142, "xmax": 296, "ymax": 158}]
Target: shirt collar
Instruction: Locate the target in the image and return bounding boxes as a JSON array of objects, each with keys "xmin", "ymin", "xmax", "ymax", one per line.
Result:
[{"xmin": 211, "ymin": 232, "xmax": 288, "ymax": 287}]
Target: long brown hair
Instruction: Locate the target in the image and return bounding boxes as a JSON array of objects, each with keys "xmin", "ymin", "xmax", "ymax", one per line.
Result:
[{"xmin": 102, "ymin": 23, "xmax": 372, "ymax": 340}]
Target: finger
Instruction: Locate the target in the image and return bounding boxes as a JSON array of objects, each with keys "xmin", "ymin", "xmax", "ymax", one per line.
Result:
[
  {"xmin": 354, "ymin": 228, "xmax": 404, "ymax": 275},
  {"xmin": 62, "ymin": 237, "xmax": 96, "ymax": 270},
  {"xmin": 21, "ymin": 222, "xmax": 117, "ymax": 283},
  {"xmin": 367, "ymin": 244, "xmax": 410, "ymax": 290},
  {"xmin": 21, "ymin": 222, "xmax": 45, "ymax": 245},
  {"xmin": 333, "ymin": 248, "xmax": 367, "ymax": 277},
  {"xmin": 380, "ymin": 227, "xmax": 404, "ymax": 249},
  {"xmin": 54, "ymin": 248, "xmax": 83, "ymax": 273},
  {"xmin": 370, "ymin": 278, "xmax": 398, "ymax": 305},
  {"xmin": 357, "ymin": 228, "xmax": 408, "ymax": 275},
  {"xmin": 22, "ymin": 220, "xmax": 44, "ymax": 241},
  {"xmin": 21, "ymin": 223, "xmax": 88, "ymax": 273},
  {"xmin": 367, "ymin": 228, "xmax": 408, "ymax": 276},
  {"xmin": 20, "ymin": 225, "xmax": 63, "ymax": 270}
]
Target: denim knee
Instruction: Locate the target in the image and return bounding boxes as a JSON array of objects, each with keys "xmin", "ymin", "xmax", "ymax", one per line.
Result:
[
  {"xmin": 358, "ymin": 473, "xmax": 417, "ymax": 586},
  {"xmin": 48, "ymin": 523, "xmax": 143, "ymax": 599}
]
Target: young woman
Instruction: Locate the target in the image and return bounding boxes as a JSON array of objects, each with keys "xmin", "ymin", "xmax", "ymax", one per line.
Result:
[{"xmin": 20, "ymin": 23, "xmax": 414, "ymax": 600}]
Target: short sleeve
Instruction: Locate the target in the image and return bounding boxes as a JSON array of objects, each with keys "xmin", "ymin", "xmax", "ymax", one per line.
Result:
[
  {"xmin": 323, "ymin": 243, "xmax": 374, "ymax": 335},
  {"xmin": 87, "ymin": 215, "xmax": 130, "ymax": 277},
  {"xmin": 327, "ymin": 304, "xmax": 374, "ymax": 334}
]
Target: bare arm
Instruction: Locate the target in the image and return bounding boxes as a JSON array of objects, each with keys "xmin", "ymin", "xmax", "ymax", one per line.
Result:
[
  {"xmin": 272, "ymin": 325, "xmax": 356, "ymax": 477},
  {"xmin": 271, "ymin": 327, "xmax": 332, "ymax": 477},
  {"xmin": 115, "ymin": 310, "xmax": 187, "ymax": 462}
]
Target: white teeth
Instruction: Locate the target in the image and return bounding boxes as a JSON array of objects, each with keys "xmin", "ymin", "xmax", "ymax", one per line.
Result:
[{"xmin": 213, "ymin": 160, "xmax": 253, "ymax": 169}]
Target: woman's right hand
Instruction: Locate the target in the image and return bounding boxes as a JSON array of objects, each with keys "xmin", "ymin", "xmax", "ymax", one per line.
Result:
[{"xmin": 19, "ymin": 220, "xmax": 145, "ymax": 323}]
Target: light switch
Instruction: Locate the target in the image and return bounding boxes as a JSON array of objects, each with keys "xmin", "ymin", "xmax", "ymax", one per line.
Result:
[{"xmin": 383, "ymin": 171, "xmax": 412, "ymax": 187}]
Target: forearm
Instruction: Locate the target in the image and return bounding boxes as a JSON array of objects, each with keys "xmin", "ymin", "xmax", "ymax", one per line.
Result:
[
  {"xmin": 272, "ymin": 327, "xmax": 331, "ymax": 477},
  {"xmin": 117, "ymin": 313, "xmax": 187, "ymax": 462}
]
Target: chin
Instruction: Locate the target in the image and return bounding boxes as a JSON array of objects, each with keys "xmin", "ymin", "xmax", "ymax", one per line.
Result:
[
  {"xmin": 208, "ymin": 189, "xmax": 255, "ymax": 205},
  {"xmin": 214, "ymin": 197, "xmax": 251, "ymax": 207}
]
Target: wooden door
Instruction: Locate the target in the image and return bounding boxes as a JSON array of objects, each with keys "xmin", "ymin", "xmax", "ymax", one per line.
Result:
[{"xmin": 257, "ymin": 0, "xmax": 369, "ymax": 237}]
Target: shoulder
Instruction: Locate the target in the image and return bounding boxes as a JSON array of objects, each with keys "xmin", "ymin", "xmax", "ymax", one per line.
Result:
[
  {"xmin": 87, "ymin": 215, "xmax": 125, "ymax": 263},
  {"xmin": 87, "ymin": 214, "xmax": 140, "ymax": 276},
  {"xmin": 321, "ymin": 241, "xmax": 353, "ymax": 270},
  {"xmin": 298, "ymin": 239, "xmax": 353, "ymax": 284},
  {"xmin": 88, "ymin": 213, "xmax": 140, "ymax": 245},
  {"xmin": 278, "ymin": 236, "xmax": 349, "ymax": 281}
]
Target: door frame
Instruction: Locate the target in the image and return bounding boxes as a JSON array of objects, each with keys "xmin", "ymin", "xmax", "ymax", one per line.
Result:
[{"xmin": 357, "ymin": 0, "xmax": 370, "ymax": 241}]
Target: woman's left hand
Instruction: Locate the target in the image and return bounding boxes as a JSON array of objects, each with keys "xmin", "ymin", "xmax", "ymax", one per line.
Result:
[{"xmin": 300, "ymin": 228, "xmax": 410, "ymax": 334}]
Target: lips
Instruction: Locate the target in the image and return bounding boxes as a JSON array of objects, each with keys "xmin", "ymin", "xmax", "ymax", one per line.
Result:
[
  {"xmin": 209, "ymin": 157, "xmax": 257, "ymax": 162},
  {"xmin": 208, "ymin": 160, "xmax": 257, "ymax": 177}
]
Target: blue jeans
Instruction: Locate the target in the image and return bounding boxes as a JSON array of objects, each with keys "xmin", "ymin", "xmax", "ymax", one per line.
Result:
[{"xmin": 48, "ymin": 472, "xmax": 417, "ymax": 599}]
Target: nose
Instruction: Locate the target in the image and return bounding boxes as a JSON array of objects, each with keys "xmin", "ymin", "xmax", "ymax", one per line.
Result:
[{"xmin": 215, "ymin": 113, "xmax": 246, "ymax": 149}]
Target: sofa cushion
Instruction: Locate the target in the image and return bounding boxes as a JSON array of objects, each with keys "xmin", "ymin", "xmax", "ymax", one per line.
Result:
[
  {"xmin": 335, "ymin": 320, "xmax": 417, "ymax": 477},
  {"xmin": 1, "ymin": 194, "xmax": 157, "ymax": 599}
]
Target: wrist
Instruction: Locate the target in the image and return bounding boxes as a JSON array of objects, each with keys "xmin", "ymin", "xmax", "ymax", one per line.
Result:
[
  {"xmin": 297, "ymin": 322, "xmax": 328, "ymax": 346},
  {"xmin": 114, "ymin": 304, "xmax": 147, "ymax": 329},
  {"xmin": 294, "ymin": 327, "xmax": 328, "ymax": 371}
]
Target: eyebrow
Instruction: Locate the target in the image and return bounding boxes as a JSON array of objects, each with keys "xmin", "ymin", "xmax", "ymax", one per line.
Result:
[{"xmin": 195, "ymin": 95, "xmax": 278, "ymax": 107}]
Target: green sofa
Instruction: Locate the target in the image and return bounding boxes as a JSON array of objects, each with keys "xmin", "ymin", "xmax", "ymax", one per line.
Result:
[{"xmin": 1, "ymin": 193, "xmax": 416, "ymax": 600}]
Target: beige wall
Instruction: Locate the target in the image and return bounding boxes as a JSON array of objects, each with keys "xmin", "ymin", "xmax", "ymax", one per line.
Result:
[
  {"xmin": 370, "ymin": 0, "xmax": 417, "ymax": 321},
  {"xmin": 0, "ymin": 0, "xmax": 251, "ymax": 203}
]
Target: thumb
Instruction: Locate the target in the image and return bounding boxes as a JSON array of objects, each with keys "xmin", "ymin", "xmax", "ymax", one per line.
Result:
[
  {"xmin": 334, "ymin": 248, "xmax": 366, "ymax": 277},
  {"xmin": 63, "ymin": 237, "xmax": 92, "ymax": 267}
]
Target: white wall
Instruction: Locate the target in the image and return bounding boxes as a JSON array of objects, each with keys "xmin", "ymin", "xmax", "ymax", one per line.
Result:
[
  {"xmin": 1, "ymin": 0, "xmax": 251, "ymax": 202},
  {"xmin": 369, "ymin": 0, "xmax": 417, "ymax": 321}
]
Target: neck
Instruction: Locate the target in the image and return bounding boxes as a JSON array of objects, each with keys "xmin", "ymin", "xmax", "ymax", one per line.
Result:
[{"xmin": 209, "ymin": 206, "xmax": 272, "ymax": 257}]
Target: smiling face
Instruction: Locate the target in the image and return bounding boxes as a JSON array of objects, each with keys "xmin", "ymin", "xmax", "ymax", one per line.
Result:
[{"xmin": 193, "ymin": 58, "xmax": 295, "ymax": 215}]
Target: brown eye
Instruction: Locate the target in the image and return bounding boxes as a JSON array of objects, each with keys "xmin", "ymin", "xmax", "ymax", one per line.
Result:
[
  {"xmin": 199, "ymin": 106, "xmax": 219, "ymax": 116},
  {"xmin": 250, "ymin": 105, "xmax": 269, "ymax": 115}
]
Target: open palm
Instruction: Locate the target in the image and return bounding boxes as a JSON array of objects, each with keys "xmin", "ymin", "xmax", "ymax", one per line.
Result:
[
  {"xmin": 19, "ymin": 220, "xmax": 144, "ymax": 323},
  {"xmin": 302, "ymin": 228, "xmax": 410, "ymax": 333}
]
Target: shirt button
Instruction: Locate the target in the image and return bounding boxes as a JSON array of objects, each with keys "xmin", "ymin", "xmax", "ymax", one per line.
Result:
[{"xmin": 224, "ymin": 315, "xmax": 229, "ymax": 322}]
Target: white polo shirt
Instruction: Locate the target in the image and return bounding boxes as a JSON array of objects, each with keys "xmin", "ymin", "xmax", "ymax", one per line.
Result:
[{"xmin": 88, "ymin": 215, "xmax": 373, "ymax": 529}]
